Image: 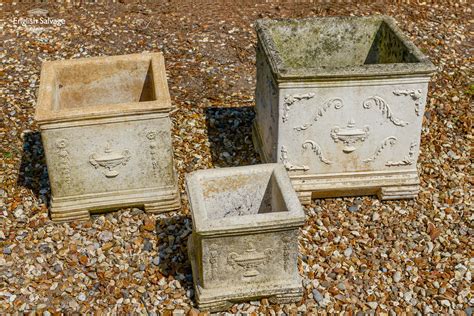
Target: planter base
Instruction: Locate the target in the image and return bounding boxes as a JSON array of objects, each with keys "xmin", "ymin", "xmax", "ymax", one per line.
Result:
[
  {"xmin": 187, "ymin": 237, "xmax": 303, "ymax": 312},
  {"xmin": 253, "ymin": 122, "xmax": 419, "ymax": 204},
  {"xmin": 50, "ymin": 187, "xmax": 180, "ymax": 222}
]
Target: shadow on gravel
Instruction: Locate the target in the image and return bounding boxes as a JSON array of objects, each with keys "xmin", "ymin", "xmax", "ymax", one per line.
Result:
[
  {"xmin": 204, "ymin": 106, "xmax": 260, "ymax": 168},
  {"xmin": 17, "ymin": 131, "xmax": 51, "ymax": 207},
  {"xmin": 155, "ymin": 214, "xmax": 194, "ymax": 292}
]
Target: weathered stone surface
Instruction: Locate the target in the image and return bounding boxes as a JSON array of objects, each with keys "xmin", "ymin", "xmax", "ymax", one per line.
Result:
[
  {"xmin": 253, "ymin": 16, "xmax": 436, "ymax": 204},
  {"xmin": 186, "ymin": 164, "xmax": 305, "ymax": 312},
  {"xmin": 35, "ymin": 53, "xmax": 180, "ymax": 222}
]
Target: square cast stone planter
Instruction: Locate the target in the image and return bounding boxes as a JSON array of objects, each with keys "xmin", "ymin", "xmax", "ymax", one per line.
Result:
[
  {"xmin": 186, "ymin": 164, "xmax": 305, "ymax": 312},
  {"xmin": 253, "ymin": 16, "xmax": 436, "ymax": 204},
  {"xmin": 36, "ymin": 53, "xmax": 180, "ymax": 222}
]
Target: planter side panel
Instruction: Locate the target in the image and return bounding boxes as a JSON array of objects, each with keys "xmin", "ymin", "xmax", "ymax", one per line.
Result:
[
  {"xmin": 42, "ymin": 116, "xmax": 176, "ymax": 198},
  {"xmin": 197, "ymin": 230, "xmax": 300, "ymax": 293},
  {"xmin": 276, "ymin": 78, "xmax": 429, "ymax": 175},
  {"xmin": 255, "ymin": 44, "xmax": 279, "ymax": 162}
]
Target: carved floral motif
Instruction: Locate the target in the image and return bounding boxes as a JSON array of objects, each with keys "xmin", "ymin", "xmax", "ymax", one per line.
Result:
[
  {"xmin": 146, "ymin": 130, "xmax": 168, "ymax": 178},
  {"xmin": 393, "ymin": 89, "xmax": 422, "ymax": 116},
  {"xmin": 55, "ymin": 138, "xmax": 71, "ymax": 185},
  {"xmin": 363, "ymin": 96, "xmax": 409, "ymax": 127},
  {"xmin": 282, "ymin": 93, "xmax": 315, "ymax": 123},
  {"xmin": 280, "ymin": 146, "xmax": 309, "ymax": 171},
  {"xmin": 293, "ymin": 98, "xmax": 344, "ymax": 131},
  {"xmin": 209, "ymin": 244, "xmax": 219, "ymax": 281},
  {"xmin": 302, "ymin": 140, "xmax": 332, "ymax": 165},
  {"xmin": 385, "ymin": 141, "xmax": 417, "ymax": 166},
  {"xmin": 363, "ymin": 136, "xmax": 398, "ymax": 163}
]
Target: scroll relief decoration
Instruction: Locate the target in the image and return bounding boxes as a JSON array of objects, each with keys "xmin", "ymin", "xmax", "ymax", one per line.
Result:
[
  {"xmin": 282, "ymin": 93, "xmax": 315, "ymax": 123},
  {"xmin": 146, "ymin": 130, "xmax": 169, "ymax": 179},
  {"xmin": 281, "ymin": 141, "xmax": 333, "ymax": 172},
  {"xmin": 55, "ymin": 138, "xmax": 72, "ymax": 185},
  {"xmin": 302, "ymin": 141, "xmax": 333, "ymax": 165},
  {"xmin": 363, "ymin": 136, "xmax": 398, "ymax": 163},
  {"xmin": 330, "ymin": 119, "xmax": 370, "ymax": 153},
  {"xmin": 281, "ymin": 231, "xmax": 296, "ymax": 272},
  {"xmin": 393, "ymin": 89, "xmax": 422, "ymax": 116},
  {"xmin": 385, "ymin": 141, "xmax": 417, "ymax": 167},
  {"xmin": 363, "ymin": 96, "xmax": 409, "ymax": 127},
  {"xmin": 293, "ymin": 98, "xmax": 344, "ymax": 131},
  {"xmin": 227, "ymin": 240, "xmax": 273, "ymax": 279},
  {"xmin": 208, "ymin": 244, "xmax": 219, "ymax": 281},
  {"xmin": 89, "ymin": 142, "xmax": 131, "ymax": 178},
  {"xmin": 280, "ymin": 145, "xmax": 309, "ymax": 171}
]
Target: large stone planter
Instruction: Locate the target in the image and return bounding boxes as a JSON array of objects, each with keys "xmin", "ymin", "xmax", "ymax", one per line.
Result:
[
  {"xmin": 253, "ymin": 16, "xmax": 436, "ymax": 204},
  {"xmin": 35, "ymin": 53, "xmax": 180, "ymax": 222},
  {"xmin": 186, "ymin": 164, "xmax": 305, "ymax": 312}
]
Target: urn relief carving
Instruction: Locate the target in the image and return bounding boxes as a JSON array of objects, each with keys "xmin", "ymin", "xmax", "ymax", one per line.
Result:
[{"xmin": 89, "ymin": 142, "xmax": 131, "ymax": 178}]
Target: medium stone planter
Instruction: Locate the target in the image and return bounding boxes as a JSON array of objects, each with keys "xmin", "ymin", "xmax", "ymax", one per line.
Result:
[
  {"xmin": 253, "ymin": 16, "xmax": 436, "ymax": 204},
  {"xmin": 186, "ymin": 164, "xmax": 304, "ymax": 312},
  {"xmin": 35, "ymin": 53, "xmax": 180, "ymax": 222}
]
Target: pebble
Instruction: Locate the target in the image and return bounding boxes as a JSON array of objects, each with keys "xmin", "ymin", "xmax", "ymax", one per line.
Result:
[
  {"xmin": 98, "ymin": 231, "xmax": 113, "ymax": 242},
  {"xmin": 367, "ymin": 302, "xmax": 378, "ymax": 310},
  {"xmin": 78, "ymin": 293, "xmax": 86, "ymax": 301},
  {"xmin": 344, "ymin": 247, "xmax": 353, "ymax": 257},
  {"xmin": 393, "ymin": 271, "xmax": 402, "ymax": 283},
  {"xmin": 372, "ymin": 212, "xmax": 380, "ymax": 221},
  {"xmin": 152, "ymin": 256, "xmax": 161, "ymax": 266},
  {"xmin": 3, "ymin": 247, "xmax": 12, "ymax": 255},
  {"xmin": 312, "ymin": 289, "xmax": 324, "ymax": 303},
  {"xmin": 348, "ymin": 205, "xmax": 359, "ymax": 212}
]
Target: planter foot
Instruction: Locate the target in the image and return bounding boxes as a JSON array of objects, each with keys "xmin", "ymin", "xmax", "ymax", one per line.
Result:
[
  {"xmin": 297, "ymin": 191, "xmax": 312, "ymax": 205},
  {"xmin": 290, "ymin": 170, "xmax": 420, "ymax": 201},
  {"xmin": 268, "ymin": 289, "xmax": 304, "ymax": 304},
  {"xmin": 378, "ymin": 184, "xmax": 419, "ymax": 200},
  {"xmin": 144, "ymin": 193, "xmax": 181, "ymax": 214},
  {"xmin": 50, "ymin": 208, "xmax": 90, "ymax": 222}
]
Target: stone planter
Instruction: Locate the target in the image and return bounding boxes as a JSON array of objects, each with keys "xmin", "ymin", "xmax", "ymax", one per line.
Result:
[
  {"xmin": 186, "ymin": 164, "xmax": 304, "ymax": 311},
  {"xmin": 35, "ymin": 53, "xmax": 180, "ymax": 222},
  {"xmin": 253, "ymin": 16, "xmax": 436, "ymax": 204}
]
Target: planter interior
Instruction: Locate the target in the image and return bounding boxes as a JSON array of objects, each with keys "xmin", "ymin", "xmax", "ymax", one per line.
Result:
[
  {"xmin": 200, "ymin": 169, "xmax": 287, "ymax": 220},
  {"xmin": 258, "ymin": 16, "xmax": 435, "ymax": 78},
  {"xmin": 55, "ymin": 58, "xmax": 156, "ymax": 110}
]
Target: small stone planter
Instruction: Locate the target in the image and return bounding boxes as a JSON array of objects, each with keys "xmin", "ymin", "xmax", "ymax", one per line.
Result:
[
  {"xmin": 35, "ymin": 53, "xmax": 180, "ymax": 222},
  {"xmin": 253, "ymin": 16, "xmax": 436, "ymax": 204},
  {"xmin": 186, "ymin": 164, "xmax": 304, "ymax": 312}
]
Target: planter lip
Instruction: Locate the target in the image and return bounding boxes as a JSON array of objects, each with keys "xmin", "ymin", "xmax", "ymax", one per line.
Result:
[
  {"xmin": 186, "ymin": 163, "xmax": 305, "ymax": 236},
  {"xmin": 256, "ymin": 15, "xmax": 437, "ymax": 81},
  {"xmin": 35, "ymin": 52, "xmax": 172, "ymax": 125}
]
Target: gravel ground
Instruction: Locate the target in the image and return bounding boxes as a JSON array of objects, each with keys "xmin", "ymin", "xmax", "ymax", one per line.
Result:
[{"xmin": 0, "ymin": 1, "xmax": 472, "ymax": 315}]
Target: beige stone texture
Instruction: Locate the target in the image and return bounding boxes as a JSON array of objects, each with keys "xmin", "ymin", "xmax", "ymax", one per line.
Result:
[{"xmin": 35, "ymin": 53, "xmax": 180, "ymax": 222}]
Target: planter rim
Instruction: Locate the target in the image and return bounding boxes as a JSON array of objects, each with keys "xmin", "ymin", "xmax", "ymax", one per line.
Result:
[
  {"xmin": 256, "ymin": 15, "xmax": 437, "ymax": 81},
  {"xmin": 186, "ymin": 163, "xmax": 305, "ymax": 236},
  {"xmin": 35, "ymin": 53, "xmax": 172, "ymax": 125}
]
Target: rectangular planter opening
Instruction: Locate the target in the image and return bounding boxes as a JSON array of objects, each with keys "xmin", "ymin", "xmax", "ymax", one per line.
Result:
[
  {"xmin": 268, "ymin": 19, "xmax": 418, "ymax": 70},
  {"xmin": 258, "ymin": 16, "xmax": 434, "ymax": 79},
  {"xmin": 55, "ymin": 58, "xmax": 156, "ymax": 110},
  {"xmin": 200, "ymin": 171, "xmax": 286, "ymax": 219}
]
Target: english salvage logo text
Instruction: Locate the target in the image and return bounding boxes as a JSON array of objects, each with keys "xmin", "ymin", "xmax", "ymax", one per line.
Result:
[{"xmin": 13, "ymin": 17, "xmax": 66, "ymax": 27}]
